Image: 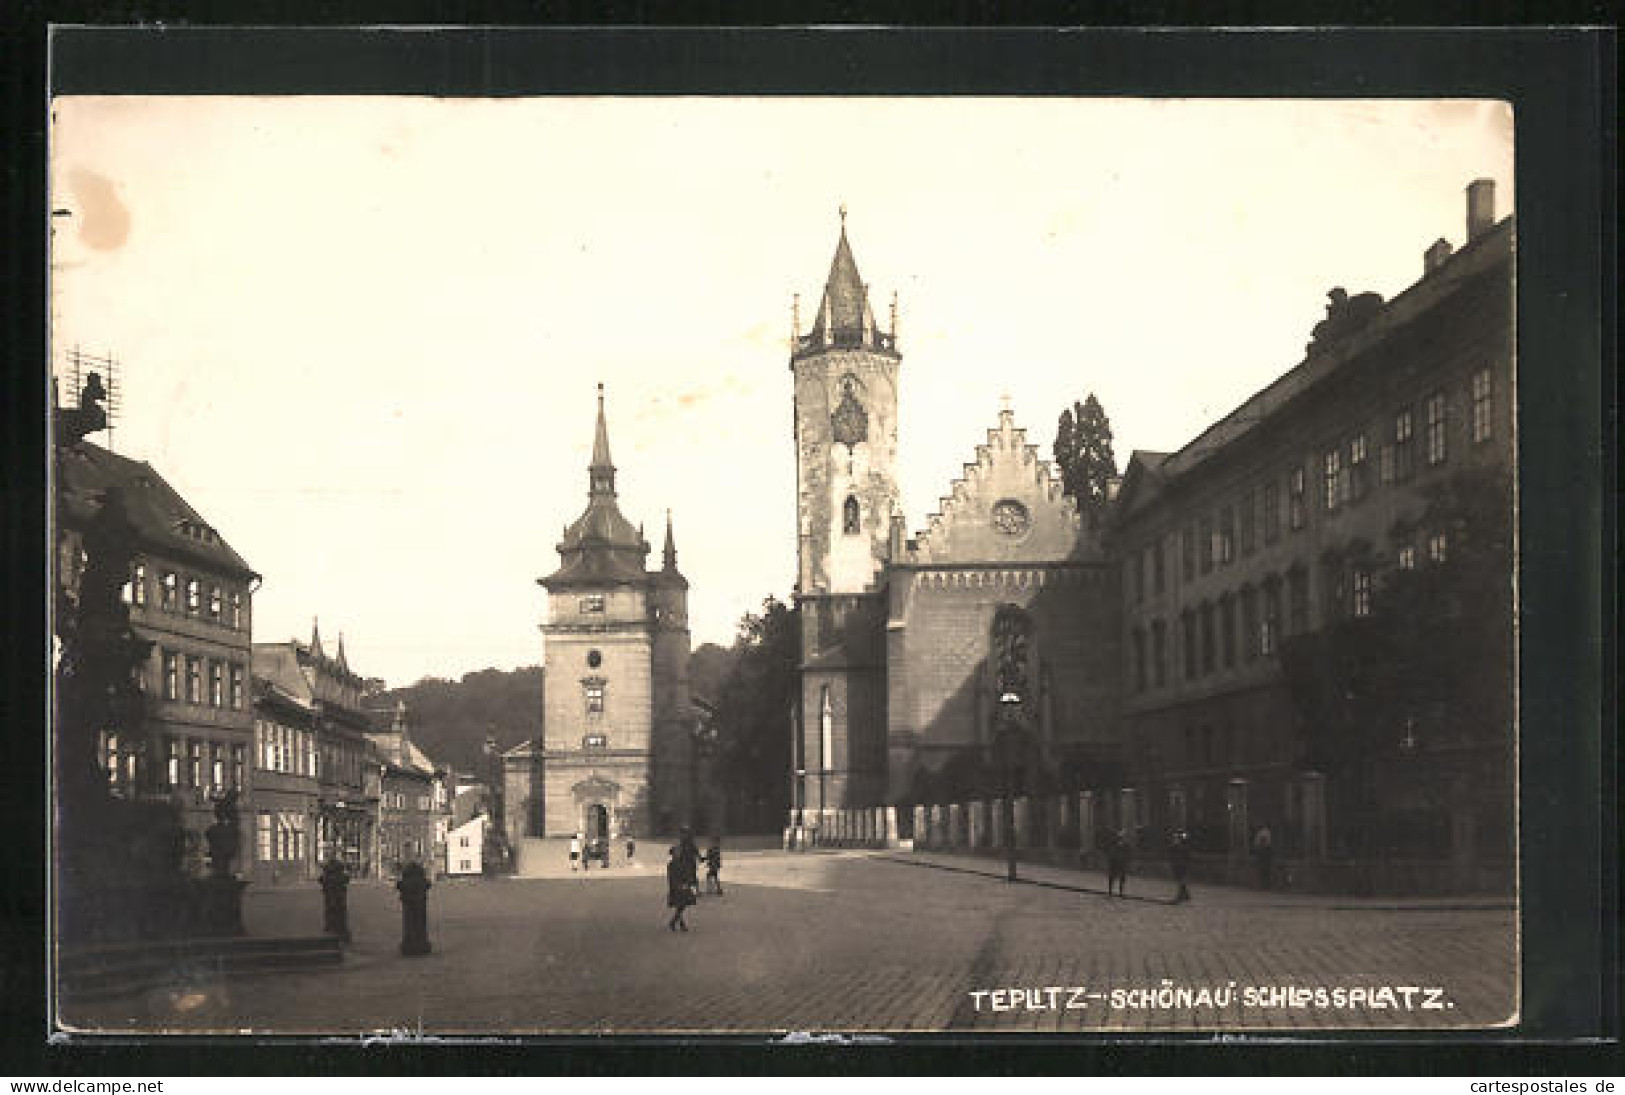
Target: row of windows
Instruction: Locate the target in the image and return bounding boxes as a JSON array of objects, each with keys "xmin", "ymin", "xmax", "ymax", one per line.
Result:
[
  {"xmin": 255, "ymin": 717, "xmax": 319, "ymax": 777},
  {"xmin": 1131, "ymin": 370, "xmax": 1492, "ymax": 602},
  {"xmin": 125, "ymin": 562, "xmax": 246, "ymax": 629},
  {"xmin": 97, "ymin": 731, "xmax": 248, "ymax": 795},
  {"xmin": 160, "ymin": 649, "xmax": 245, "ymax": 710},
  {"xmin": 257, "ymin": 810, "xmax": 308, "ymax": 863},
  {"xmin": 382, "ymin": 790, "xmax": 435, "ymax": 811},
  {"xmin": 322, "ymin": 739, "xmax": 369, "ymax": 789},
  {"xmin": 163, "ymin": 735, "xmax": 247, "ymax": 793},
  {"xmin": 1129, "ymin": 534, "xmax": 1448, "ymax": 693}
]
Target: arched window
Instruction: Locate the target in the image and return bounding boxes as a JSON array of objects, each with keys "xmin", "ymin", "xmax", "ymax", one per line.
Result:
[
  {"xmin": 819, "ymin": 686, "xmax": 834, "ymax": 771},
  {"xmin": 842, "ymin": 495, "xmax": 861, "ymax": 535},
  {"xmin": 991, "ymin": 605, "xmax": 1033, "ymax": 704}
]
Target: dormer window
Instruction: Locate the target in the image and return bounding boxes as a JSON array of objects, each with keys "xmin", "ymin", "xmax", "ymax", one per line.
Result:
[
  {"xmin": 185, "ymin": 577, "xmax": 201, "ymax": 614},
  {"xmin": 208, "ymin": 585, "xmax": 222, "ymax": 620}
]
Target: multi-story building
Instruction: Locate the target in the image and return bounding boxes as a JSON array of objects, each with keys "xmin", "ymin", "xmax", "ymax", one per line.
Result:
[
  {"xmin": 1110, "ymin": 180, "xmax": 1513, "ymax": 890},
  {"xmin": 248, "ymin": 671, "xmax": 319, "ymax": 886},
  {"xmin": 368, "ymin": 700, "xmax": 447, "ymax": 878},
  {"xmin": 56, "ymin": 440, "xmax": 258, "ymax": 871},
  {"xmin": 254, "ymin": 624, "xmax": 379, "ymax": 878}
]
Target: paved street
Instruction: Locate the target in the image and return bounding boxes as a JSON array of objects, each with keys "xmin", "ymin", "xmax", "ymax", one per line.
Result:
[{"xmin": 63, "ymin": 849, "xmax": 1517, "ymax": 1036}]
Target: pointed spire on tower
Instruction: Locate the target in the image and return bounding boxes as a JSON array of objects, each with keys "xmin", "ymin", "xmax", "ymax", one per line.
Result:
[
  {"xmin": 663, "ymin": 508, "xmax": 678, "ymax": 570},
  {"xmin": 310, "ymin": 617, "xmax": 325, "ymax": 659},
  {"xmin": 589, "ymin": 383, "xmax": 616, "ymax": 497},
  {"xmin": 806, "ymin": 205, "xmax": 884, "ymax": 351},
  {"xmin": 335, "ymin": 631, "xmax": 349, "ymax": 671}
]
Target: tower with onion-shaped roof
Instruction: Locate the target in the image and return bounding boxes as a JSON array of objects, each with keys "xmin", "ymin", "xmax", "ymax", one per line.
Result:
[{"xmin": 532, "ymin": 385, "xmax": 693, "ymax": 842}]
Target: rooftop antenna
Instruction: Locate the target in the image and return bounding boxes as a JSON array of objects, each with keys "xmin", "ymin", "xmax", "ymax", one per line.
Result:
[{"xmin": 65, "ymin": 346, "xmax": 122, "ymax": 452}]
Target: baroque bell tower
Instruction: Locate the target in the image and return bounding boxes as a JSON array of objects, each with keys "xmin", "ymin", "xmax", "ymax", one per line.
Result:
[{"xmin": 789, "ymin": 209, "xmax": 900, "ymax": 822}]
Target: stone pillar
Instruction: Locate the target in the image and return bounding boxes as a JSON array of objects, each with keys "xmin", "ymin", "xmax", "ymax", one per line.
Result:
[
  {"xmin": 913, "ymin": 805, "xmax": 926, "ymax": 848},
  {"xmin": 1301, "ymin": 772, "xmax": 1327, "ymax": 860},
  {"xmin": 884, "ymin": 806, "xmax": 899, "ymax": 847},
  {"xmin": 1077, "ymin": 790, "xmax": 1095, "ymax": 863},
  {"xmin": 1013, "ymin": 797, "xmax": 1030, "ymax": 848},
  {"xmin": 1226, "ymin": 778, "xmax": 1250, "ymax": 871},
  {"xmin": 968, "ymin": 801, "xmax": 983, "ymax": 849},
  {"xmin": 948, "ymin": 803, "xmax": 963, "ymax": 849}
]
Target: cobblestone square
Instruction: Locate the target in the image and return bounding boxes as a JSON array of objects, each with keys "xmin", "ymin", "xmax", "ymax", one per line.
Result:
[{"xmin": 63, "ymin": 850, "xmax": 1517, "ymax": 1036}]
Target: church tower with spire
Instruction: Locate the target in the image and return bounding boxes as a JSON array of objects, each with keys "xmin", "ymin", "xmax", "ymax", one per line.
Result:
[
  {"xmin": 789, "ymin": 210, "xmax": 901, "ymax": 819},
  {"xmin": 530, "ymin": 385, "xmax": 696, "ymax": 844}
]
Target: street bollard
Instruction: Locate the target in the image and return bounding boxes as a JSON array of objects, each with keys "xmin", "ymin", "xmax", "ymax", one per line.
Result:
[
  {"xmin": 319, "ymin": 859, "xmax": 351, "ymax": 943},
  {"xmin": 396, "ymin": 861, "xmax": 432, "ymax": 956}
]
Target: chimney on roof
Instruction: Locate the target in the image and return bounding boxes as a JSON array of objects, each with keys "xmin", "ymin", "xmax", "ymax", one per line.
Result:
[
  {"xmin": 1424, "ymin": 237, "xmax": 1454, "ymax": 274},
  {"xmin": 1466, "ymin": 179, "xmax": 1496, "ymax": 242}
]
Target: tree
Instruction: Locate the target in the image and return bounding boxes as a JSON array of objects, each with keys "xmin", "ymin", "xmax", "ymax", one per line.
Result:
[
  {"xmin": 1054, "ymin": 394, "xmax": 1118, "ymax": 525},
  {"xmin": 1279, "ymin": 464, "xmax": 1512, "ymax": 866},
  {"xmin": 711, "ymin": 596, "xmax": 800, "ymax": 832}
]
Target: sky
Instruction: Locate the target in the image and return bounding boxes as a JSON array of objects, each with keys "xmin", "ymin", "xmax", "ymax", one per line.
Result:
[{"xmin": 50, "ymin": 97, "xmax": 1514, "ymax": 687}]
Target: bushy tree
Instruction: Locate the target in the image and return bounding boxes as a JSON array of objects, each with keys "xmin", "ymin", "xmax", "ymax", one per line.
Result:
[
  {"xmin": 1279, "ymin": 465, "xmax": 1512, "ymax": 862},
  {"xmin": 712, "ymin": 596, "xmax": 799, "ymax": 832},
  {"xmin": 1054, "ymin": 394, "xmax": 1118, "ymax": 525}
]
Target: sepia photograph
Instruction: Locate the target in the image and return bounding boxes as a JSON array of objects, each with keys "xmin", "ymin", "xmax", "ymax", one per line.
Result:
[{"xmin": 48, "ymin": 89, "xmax": 1524, "ymax": 1037}]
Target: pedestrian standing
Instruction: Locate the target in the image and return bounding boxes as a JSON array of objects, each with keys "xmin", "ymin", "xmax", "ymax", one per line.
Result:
[
  {"xmin": 1252, "ymin": 824, "xmax": 1274, "ymax": 890},
  {"xmin": 677, "ymin": 826, "xmax": 700, "ymax": 899},
  {"xmin": 1168, "ymin": 828, "xmax": 1192, "ymax": 904},
  {"xmin": 666, "ymin": 846, "xmax": 695, "ymax": 931},
  {"xmin": 704, "ymin": 839, "xmax": 723, "ymax": 895},
  {"xmin": 1106, "ymin": 829, "xmax": 1131, "ymax": 897},
  {"xmin": 626, "ymin": 836, "xmax": 636, "ymax": 865},
  {"xmin": 569, "ymin": 832, "xmax": 581, "ymax": 872}
]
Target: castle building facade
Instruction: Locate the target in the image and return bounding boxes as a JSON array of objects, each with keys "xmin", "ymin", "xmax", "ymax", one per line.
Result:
[
  {"xmin": 503, "ymin": 388, "xmax": 696, "ymax": 844},
  {"xmin": 1110, "ymin": 181, "xmax": 1513, "ymax": 888},
  {"xmin": 787, "ymin": 181, "xmax": 1513, "ymax": 892}
]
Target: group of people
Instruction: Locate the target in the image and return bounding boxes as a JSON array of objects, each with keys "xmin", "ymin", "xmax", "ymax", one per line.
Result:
[
  {"xmin": 665, "ymin": 828, "xmax": 723, "ymax": 932},
  {"xmin": 1097, "ymin": 822, "xmax": 1275, "ymax": 903},
  {"xmin": 567, "ymin": 831, "xmax": 634, "ymax": 871}
]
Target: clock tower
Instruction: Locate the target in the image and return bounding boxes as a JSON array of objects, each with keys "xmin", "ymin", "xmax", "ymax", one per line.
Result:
[{"xmin": 789, "ymin": 211, "xmax": 900, "ymax": 820}]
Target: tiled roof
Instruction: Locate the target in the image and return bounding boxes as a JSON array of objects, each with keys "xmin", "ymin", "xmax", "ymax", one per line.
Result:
[{"xmin": 57, "ymin": 441, "xmax": 256, "ymax": 579}]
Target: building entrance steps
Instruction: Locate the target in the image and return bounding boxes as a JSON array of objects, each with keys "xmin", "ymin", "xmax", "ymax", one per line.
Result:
[{"xmin": 877, "ymin": 849, "xmax": 1513, "ymax": 912}]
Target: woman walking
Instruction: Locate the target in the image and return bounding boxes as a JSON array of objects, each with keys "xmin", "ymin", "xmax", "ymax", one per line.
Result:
[{"xmin": 666, "ymin": 845, "xmax": 696, "ymax": 931}]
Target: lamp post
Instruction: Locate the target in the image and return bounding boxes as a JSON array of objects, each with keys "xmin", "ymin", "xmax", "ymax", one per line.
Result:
[{"xmin": 996, "ymin": 693, "xmax": 1024, "ymax": 883}]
